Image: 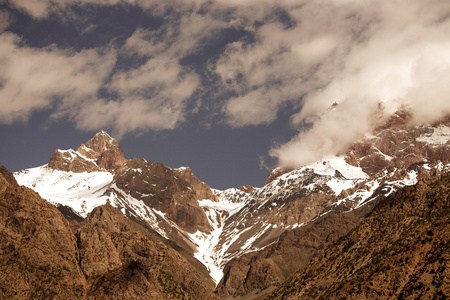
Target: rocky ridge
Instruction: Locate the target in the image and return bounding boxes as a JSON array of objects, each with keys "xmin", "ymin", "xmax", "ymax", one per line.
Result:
[
  {"xmin": 174, "ymin": 167, "xmax": 219, "ymax": 203},
  {"xmin": 270, "ymin": 173, "xmax": 450, "ymax": 299},
  {"xmin": 0, "ymin": 166, "xmax": 85, "ymax": 299},
  {"xmin": 0, "ymin": 166, "xmax": 218, "ymax": 299},
  {"xmin": 113, "ymin": 158, "xmax": 212, "ymax": 234},
  {"xmin": 13, "ymin": 111, "xmax": 450, "ymax": 293},
  {"xmin": 48, "ymin": 130, "xmax": 127, "ymax": 173},
  {"xmin": 213, "ymin": 111, "xmax": 450, "ymax": 298}
]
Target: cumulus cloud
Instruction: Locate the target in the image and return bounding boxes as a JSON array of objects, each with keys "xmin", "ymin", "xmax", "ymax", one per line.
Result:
[
  {"xmin": 0, "ymin": 32, "xmax": 116, "ymax": 124},
  {"xmin": 1, "ymin": 0, "xmax": 219, "ymax": 137},
  {"xmin": 3, "ymin": 0, "xmax": 450, "ymax": 168},
  {"xmin": 0, "ymin": 10, "xmax": 11, "ymax": 32},
  {"xmin": 213, "ymin": 0, "xmax": 450, "ymax": 168}
]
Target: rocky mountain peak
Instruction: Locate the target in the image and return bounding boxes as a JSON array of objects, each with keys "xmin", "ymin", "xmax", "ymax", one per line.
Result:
[
  {"xmin": 346, "ymin": 112, "xmax": 450, "ymax": 175},
  {"xmin": 174, "ymin": 167, "xmax": 219, "ymax": 202},
  {"xmin": 78, "ymin": 130, "xmax": 117, "ymax": 158},
  {"xmin": 237, "ymin": 185, "xmax": 255, "ymax": 193},
  {"xmin": 114, "ymin": 158, "xmax": 212, "ymax": 233},
  {"xmin": 48, "ymin": 130, "xmax": 127, "ymax": 173},
  {"xmin": 0, "ymin": 165, "xmax": 18, "ymax": 187},
  {"xmin": 264, "ymin": 167, "xmax": 292, "ymax": 186}
]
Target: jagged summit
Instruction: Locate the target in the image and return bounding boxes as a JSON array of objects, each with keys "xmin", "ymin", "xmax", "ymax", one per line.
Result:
[
  {"xmin": 48, "ymin": 130, "xmax": 127, "ymax": 173},
  {"xmin": 346, "ymin": 113, "xmax": 450, "ymax": 175},
  {"xmin": 13, "ymin": 115, "xmax": 450, "ymax": 290},
  {"xmin": 80, "ymin": 130, "xmax": 117, "ymax": 155},
  {"xmin": 15, "ymin": 129, "xmax": 219, "ymax": 246},
  {"xmin": 78, "ymin": 130, "xmax": 127, "ymax": 170}
]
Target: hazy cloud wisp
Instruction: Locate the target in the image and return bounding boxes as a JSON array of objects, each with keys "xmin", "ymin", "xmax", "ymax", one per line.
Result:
[{"xmin": 2, "ymin": 0, "xmax": 450, "ymax": 169}]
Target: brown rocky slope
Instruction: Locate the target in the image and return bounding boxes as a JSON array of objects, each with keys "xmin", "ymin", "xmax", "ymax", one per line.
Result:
[
  {"xmin": 215, "ymin": 111, "xmax": 450, "ymax": 299},
  {"xmin": 0, "ymin": 166, "xmax": 218, "ymax": 299},
  {"xmin": 79, "ymin": 203, "xmax": 218, "ymax": 299},
  {"xmin": 270, "ymin": 173, "xmax": 450, "ymax": 299},
  {"xmin": 216, "ymin": 209, "xmax": 366, "ymax": 299},
  {"xmin": 0, "ymin": 166, "xmax": 86, "ymax": 299}
]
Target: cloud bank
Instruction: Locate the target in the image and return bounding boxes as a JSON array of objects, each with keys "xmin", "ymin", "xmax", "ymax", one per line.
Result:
[{"xmin": 2, "ymin": 0, "xmax": 450, "ymax": 167}]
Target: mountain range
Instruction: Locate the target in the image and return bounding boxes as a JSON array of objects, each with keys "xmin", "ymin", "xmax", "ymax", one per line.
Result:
[{"xmin": 2, "ymin": 108, "xmax": 450, "ymax": 299}]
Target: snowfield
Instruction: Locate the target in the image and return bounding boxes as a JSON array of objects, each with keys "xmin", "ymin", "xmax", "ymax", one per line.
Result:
[
  {"xmin": 417, "ymin": 125, "xmax": 450, "ymax": 145},
  {"xmin": 15, "ymin": 165, "xmax": 114, "ymax": 217},
  {"xmin": 13, "ymin": 159, "xmax": 450, "ymax": 285}
]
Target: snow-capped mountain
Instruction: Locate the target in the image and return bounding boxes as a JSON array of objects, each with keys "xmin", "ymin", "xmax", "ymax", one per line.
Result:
[{"xmin": 14, "ymin": 112, "xmax": 450, "ymax": 286}]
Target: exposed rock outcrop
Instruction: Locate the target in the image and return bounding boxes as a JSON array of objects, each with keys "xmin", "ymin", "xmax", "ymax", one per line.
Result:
[
  {"xmin": 0, "ymin": 166, "xmax": 218, "ymax": 299},
  {"xmin": 114, "ymin": 158, "xmax": 212, "ymax": 233},
  {"xmin": 48, "ymin": 130, "xmax": 127, "ymax": 173},
  {"xmin": 0, "ymin": 166, "xmax": 86, "ymax": 299},
  {"xmin": 237, "ymin": 185, "xmax": 255, "ymax": 193},
  {"xmin": 264, "ymin": 168, "xmax": 291, "ymax": 186},
  {"xmin": 174, "ymin": 167, "xmax": 219, "ymax": 202},
  {"xmin": 271, "ymin": 174, "xmax": 450, "ymax": 299}
]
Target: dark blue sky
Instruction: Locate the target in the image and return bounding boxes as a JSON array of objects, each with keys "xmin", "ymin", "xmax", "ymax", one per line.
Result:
[
  {"xmin": 1, "ymin": 1, "xmax": 449, "ymax": 189},
  {"xmin": 0, "ymin": 2, "xmax": 298, "ymax": 189},
  {"xmin": 0, "ymin": 105, "xmax": 296, "ymax": 189}
]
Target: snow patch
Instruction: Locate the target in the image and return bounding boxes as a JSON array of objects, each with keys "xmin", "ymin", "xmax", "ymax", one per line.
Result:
[
  {"xmin": 326, "ymin": 178, "xmax": 358, "ymax": 196},
  {"xmin": 15, "ymin": 165, "xmax": 114, "ymax": 217},
  {"xmin": 417, "ymin": 125, "xmax": 450, "ymax": 145},
  {"xmin": 309, "ymin": 156, "xmax": 368, "ymax": 179}
]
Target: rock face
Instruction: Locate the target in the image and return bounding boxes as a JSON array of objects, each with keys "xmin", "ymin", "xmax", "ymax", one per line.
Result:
[
  {"xmin": 214, "ymin": 111, "xmax": 450, "ymax": 298},
  {"xmin": 174, "ymin": 167, "xmax": 219, "ymax": 202},
  {"xmin": 48, "ymin": 130, "xmax": 127, "ymax": 173},
  {"xmin": 216, "ymin": 209, "xmax": 365, "ymax": 298},
  {"xmin": 78, "ymin": 204, "xmax": 218, "ymax": 299},
  {"xmin": 346, "ymin": 111, "xmax": 450, "ymax": 176},
  {"xmin": 0, "ymin": 166, "xmax": 218, "ymax": 299},
  {"xmin": 270, "ymin": 174, "xmax": 450, "ymax": 299},
  {"xmin": 263, "ymin": 168, "xmax": 291, "ymax": 186},
  {"xmin": 114, "ymin": 159, "xmax": 212, "ymax": 233},
  {"xmin": 0, "ymin": 166, "xmax": 86, "ymax": 299},
  {"xmin": 237, "ymin": 185, "xmax": 255, "ymax": 193}
]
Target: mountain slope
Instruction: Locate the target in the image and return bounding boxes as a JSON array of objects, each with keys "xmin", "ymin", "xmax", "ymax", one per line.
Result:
[
  {"xmin": 79, "ymin": 204, "xmax": 218, "ymax": 299},
  {"xmin": 216, "ymin": 209, "xmax": 366, "ymax": 298},
  {"xmin": 0, "ymin": 166, "xmax": 86, "ymax": 299},
  {"xmin": 270, "ymin": 174, "xmax": 450, "ymax": 299},
  {"xmin": 1, "ymin": 166, "xmax": 219, "ymax": 299},
  {"xmin": 13, "ymin": 111, "xmax": 450, "ymax": 288}
]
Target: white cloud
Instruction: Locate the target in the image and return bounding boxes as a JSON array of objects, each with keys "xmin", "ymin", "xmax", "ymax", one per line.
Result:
[
  {"xmin": 4, "ymin": 0, "xmax": 450, "ymax": 166},
  {"xmin": 8, "ymin": 0, "xmax": 52, "ymax": 19},
  {"xmin": 0, "ymin": 3, "xmax": 220, "ymax": 136},
  {"xmin": 0, "ymin": 10, "xmax": 11, "ymax": 32},
  {"xmin": 213, "ymin": 0, "xmax": 450, "ymax": 168},
  {"xmin": 0, "ymin": 32, "xmax": 116, "ymax": 124}
]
